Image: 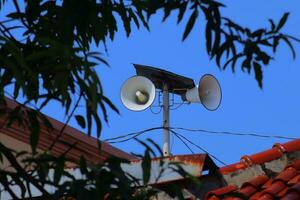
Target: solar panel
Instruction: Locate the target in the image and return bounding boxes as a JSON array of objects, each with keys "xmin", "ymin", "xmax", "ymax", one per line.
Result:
[{"xmin": 133, "ymin": 64, "xmax": 195, "ymax": 95}]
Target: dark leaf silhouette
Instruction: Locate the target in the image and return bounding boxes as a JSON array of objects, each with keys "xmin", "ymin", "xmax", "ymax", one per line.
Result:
[
  {"xmin": 182, "ymin": 10, "xmax": 198, "ymax": 41},
  {"xmin": 253, "ymin": 62, "xmax": 263, "ymax": 88},
  {"xmin": 276, "ymin": 12, "xmax": 289, "ymax": 32},
  {"xmin": 75, "ymin": 115, "xmax": 86, "ymax": 129}
]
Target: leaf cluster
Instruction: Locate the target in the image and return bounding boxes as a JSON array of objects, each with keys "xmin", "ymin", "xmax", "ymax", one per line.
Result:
[
  {"xmin": 0, "ymin": 0, "xmax": 160, "ymax": 141},
  {"xmin": 0, "ymin": 139, "xmax": 199, "ymax": 199},
  {"xmin": 210, "ymin": 13, "xmax": 299, "ymax": 88},
  {"xmin": 127, "ymin": 0, "xmax": 299, "ymax": 88},
  {"xmin": 155, "ymin": 1, "xmax": 299, "ymax": 88}
]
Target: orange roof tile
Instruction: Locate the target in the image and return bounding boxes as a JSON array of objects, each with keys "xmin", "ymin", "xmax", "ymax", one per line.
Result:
[
  {"xmin": 206, "ymin": 159, "xmax": 300, "ymax": 200},
  {"xmin": 205, "ymin": 138, "xmax": 300, "ymax": 200},
  {"xmin": 0, "ymin": 98, "xmax": 136, "ymax": 164},
  {"xmin": 219, "ymin": 139, "xmax": 300, "ymax": 175}
]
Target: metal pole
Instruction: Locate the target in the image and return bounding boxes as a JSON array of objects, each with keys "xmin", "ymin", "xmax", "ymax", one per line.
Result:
[{"xmin": 163, "ymin": 83, "xmax": 170, "ymax": 157}]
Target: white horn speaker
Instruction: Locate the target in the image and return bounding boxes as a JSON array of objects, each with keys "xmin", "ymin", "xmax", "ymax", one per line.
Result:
[
  {"xmin": 121, "ymin": 76, "xmax": 156, "ymax": 111},
  {"xmin": 185, "ymin": 74, "xmax": 222, "ymax": 111}
]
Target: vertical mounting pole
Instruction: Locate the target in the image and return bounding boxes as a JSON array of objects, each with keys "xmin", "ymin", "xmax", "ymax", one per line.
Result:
[{"xmin": 163, "ymin": 83, "xmax": 170, "ymax": 157}]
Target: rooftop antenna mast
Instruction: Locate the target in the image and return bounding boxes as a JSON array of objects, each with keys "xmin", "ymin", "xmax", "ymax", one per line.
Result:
[{"xmin": 120, "ymin": 64, "xmax": 222, "ymax": 157}]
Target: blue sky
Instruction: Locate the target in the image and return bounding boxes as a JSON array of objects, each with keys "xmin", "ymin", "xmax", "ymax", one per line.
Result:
[
  {"xmin": 102, "ymin": 0, "xmax": 300, "ymax": 166},
  {"xmin": 96, "ymin": 0, "xmax": 300, "ymax": 166},
  {"xmin": 3, "ymin": 1, "xmax": 300, "ymax": 167}
]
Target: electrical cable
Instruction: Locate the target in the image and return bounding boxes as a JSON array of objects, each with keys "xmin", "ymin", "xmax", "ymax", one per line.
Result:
[
  {"xmin": 170, "ymin": 129, "xmax": 227, "ymax": 166},
  {"xmin": 171, "ymin": 127, "xmax": 296, "ymax": 140},
  {"xmin": 104, "ymin": 126, "xmax": 296, "ymax": 144},
  {"xmin": 103, "ymin": 126, "xmax": 296, "ymax": 166},
  {"xmin": 171, "ymin": 130, "xmax": 194, "ymax": 154},
  {"xmin": 169, "ymin": 102, "xmax": 185, "ymax": 110},
  {"xmin": 104, "ymin": 126, "xmax": 226, "ymax": 166},
  {"xmin": 150, "ymin": 105, "xmax": 162, "ymax": 114},
  {"xmin": 104, "ymin": 127, "xmax": 164, "ymax": 144},
  {"xmin": 149, "ymin": 90, "xmax": 162, "ymax": 114}
]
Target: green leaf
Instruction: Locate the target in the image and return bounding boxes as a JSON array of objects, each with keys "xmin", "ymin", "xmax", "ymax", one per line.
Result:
[
  {"xmin": 223, "ymin": 53, "xmax": 243, "ymax": 72},
  {"xmin": 269, "ymin": 19, "xmax": 275, "ymax": 31},
  {"xmin": 146, "ymin": 138, "xmax": 163, "ymax": 157},
  {"xmin": 79, "ymin": 156, "xmax": 88, "ymax": 174},
  {"xmin": 177, "ymin": 2, "xmax": 187, "ymax": 24},
  {"xmin": 102, "ymin": 95, "xmax": 119, "ymax": 114},
  {"xmin": 242, "ymin": 57, "xmax": 251, "ymax": 73},
  {"xmin": 286, "ymin": 34, "xmax": 300, "ymax": 43},
  {"xmin": 93, "ymin": 110, "xmax": 102, "ymax": 139},
  {"xmin": 53, "ymin": 156, "xmax": 65, "ymax": 185},
  {"xmin": 276, "ymin": 12, "xmax": 289, "ymax": 32},
  {"xmin": 6, "ymin": 12, "xmax": 24, "ymax": 19},
  {"xmin": 6, "ymin": 106, "xmax": 22, "ymax": 127},
  {"xmin": 223, "ymin": 17, "xmax": 245, "ymax": 33},
  {"xmin": 211, "ymin": 27, "xmax": 221, "ymax": 57},
  {"xmin": 205, "ymin": 22, "xmax": 212, "ymax": 55},
  {"xmin": 40, "ymin": 113, "xmax": 54, "ymax": 132},
  {"xmin": 135, "ymin": 8, "xmax": 149, "ymax": 31},
  {"xmin": 216, "ymin": 42, "xmax": 229, "ymax": 67},
  {"xmin": 251, "ymin": 29, "xmax": 265, "ymax": 38},
  {"xmin": 253, "ymin": 62, "xmax": 263, "ymax": 88},
  {"xmin": 13, "ymin": 82, "xmax": 20, "ymax": 99},
  {"xmin": 27, "ymin": 110, "xmax": 40, "ymax": 153},
  {"xmin": 281, "ymin": 36, "xmax": 296, "ymax": 59},
  {"xmin": 141, "ymin": 149, "xmax": 151, "ymax": 184},
  {"xmin": 75, "ymin": 115, "xmax": 86, "ymax": 129},
  {"xmin": 182, "ymin": 10, "xmax": 198, "ymax": 41},
  {"xmin": 118, "ymin": 5, "xmax": 131, "ymax": 37},
  {"xmin": 128, "ymin": 9, "xmax": 140, "ymax": 29},
  {"xmin": 260, "ymin": 40, "xmax": 272, "ymax": 47},
  {"xmin": 273, "ymin": 36, "xmax": 280, "ymax": 53}
]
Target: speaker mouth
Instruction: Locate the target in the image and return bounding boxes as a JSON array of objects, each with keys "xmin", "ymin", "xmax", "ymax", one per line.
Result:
[
  {"xmin": 120, "ymin": 76, "xmax": 156, "ymax": 111},
  {"xmin": 135, "ymin": 90, "xmax": 149, "ymax": 105}
]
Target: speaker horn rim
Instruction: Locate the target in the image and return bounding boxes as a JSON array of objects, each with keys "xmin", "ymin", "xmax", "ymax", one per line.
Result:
[
  {"xmin": 198, "ymin": 74, "xmax": 222, "ymax": 111},
  {"xmin": 120, "ymin": 75, "xmax": 156, "ymax": 112}
]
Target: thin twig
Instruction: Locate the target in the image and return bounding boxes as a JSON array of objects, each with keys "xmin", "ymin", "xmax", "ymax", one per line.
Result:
[{"xmin": 48, "ymin": 93, "xmax": 83, "ymax": 151}]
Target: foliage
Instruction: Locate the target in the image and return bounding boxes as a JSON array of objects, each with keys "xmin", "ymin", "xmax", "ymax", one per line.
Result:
[
  {"xmin": 0, "ymin": 139, "xmax": 196, "ymax": 199},
  {"xmin": 0, "ymin": 0, "xmax": 298, "ymax": 199}
]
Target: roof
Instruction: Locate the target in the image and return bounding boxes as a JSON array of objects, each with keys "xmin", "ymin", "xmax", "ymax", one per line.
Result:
[
  {"xmin": 122, "ymin": 154, "xmax": 218, "ymax": 185},
  {"xmin": 206, "ymin": 160, "xmax": 300, "ymax": 200},
  {"xmin": 0, "ymin": 98, "xmax": 136, "ymax": 164},
  {"xmin": 141, "ymin": 138, "xmax": 300, "ymax": 200},
  {"xmin": 219, "ymin": 139, "xmax": 300, "ymax": 175},
  {"xmin": 206, "ymin": 139, "xmax": 300, "ymax": 200}
]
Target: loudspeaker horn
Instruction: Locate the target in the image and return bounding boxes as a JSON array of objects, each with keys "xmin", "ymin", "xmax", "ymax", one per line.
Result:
[
  {"xmin": 185, "ymin": 74, "xmax": 222, "ymax": 111},
  {"xmin": 120, "ymin": 76, "xmax": 156, "ymax": 111}
]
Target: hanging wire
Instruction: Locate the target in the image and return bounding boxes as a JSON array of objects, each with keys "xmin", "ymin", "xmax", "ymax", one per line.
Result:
[
  {"xmin": 169, "ymin": 89, "xmax": 188, "ymax": 110},
  {"xmin": 103, "ymin": 125, "xmax": 296, "ymax": 166},
  {"xmin": 170, "ymin": 129, "xmax": 227, "ymax": 166},
  {"xmin": 169, "ymin": 102, "xmax": 185, "ymax": 110},
  {"xmin": 102, "ymin": 125, "xmax": 297, "ymax": 166},
  {"xmin": 104, "ymin": 127, "xmax": 164, "ymax": 144},
  {"xmin": 171, "ymin": 127, "xmax": 296, "ymax": 140},
  {"xmin": 150, "ymin": 90, "xmax": 163, "ymax": 114},
  {"xmin": 169, "ymin": 92, "xmax": 175, "ymax": 107},
  {"xmin": 150, "ymin": 104, "xmax": 162, "ymax": 114},
  {"xmin": 104, "ymin": 126, "xmax": 296, "ymax": 144},
  {"xmin": 171, "ymin": 130, "xmax": 194, "ymax": 154}
]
